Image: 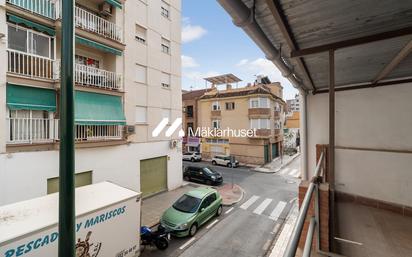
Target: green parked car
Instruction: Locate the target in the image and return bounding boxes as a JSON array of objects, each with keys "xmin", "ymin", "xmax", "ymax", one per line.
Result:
[{"xmin": 160, "ymin": 187, "xmax": 223, "ymax": 237}]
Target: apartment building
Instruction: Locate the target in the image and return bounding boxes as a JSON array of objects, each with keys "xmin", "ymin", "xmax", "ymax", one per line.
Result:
[
  {"xmin": 197, "ymin": 75, "xmax": 286, "ymax": 165},
  {"xmin": 0, "ymin": 0, "xmax": 182, "ymax": 205},
  {"xmin": 182, "ymin": 88, "xmax": 211, "ymax": 152},
  {"xmin": 286, "ymin": 93, "xmax": 300, "ymax": 113}
]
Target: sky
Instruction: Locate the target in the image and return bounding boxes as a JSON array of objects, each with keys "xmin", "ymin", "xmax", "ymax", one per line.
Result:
[{"xmin": 181, "ymin": 0, "xmax": 298, "ymax": 100}]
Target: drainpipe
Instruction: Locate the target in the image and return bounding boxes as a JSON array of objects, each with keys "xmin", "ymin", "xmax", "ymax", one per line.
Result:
[
  {"xmin": 217, "ymin": 0, "xmax": 302, "ymax": 89},
  {"xmin": 299, "ymin": 89, "xmax": 309, "ymax": 180}
]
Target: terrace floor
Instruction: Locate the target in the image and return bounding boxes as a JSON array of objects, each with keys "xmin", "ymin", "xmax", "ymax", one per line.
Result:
[{"xmin": 336, "ymin": 202, "xmax": 412, "ymax": 257}]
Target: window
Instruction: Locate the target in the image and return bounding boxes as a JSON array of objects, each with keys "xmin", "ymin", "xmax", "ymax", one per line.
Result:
[
  {"xmin": 162, "ymin": 109, "xmax": 171, "ymax": 122},
  {"xmin": 212, "ymin": 101, "xmax": 220, "ymax": 111},
  {"xmin": 212, "ymin": 120, "xmax": 220, "ymax": 129},
  {"xmin": 249, "ymin": 97, "xmax": 269, "ymax": 108},
  {"xmin": 274, "ymin": 102, "xmax": 281, "ymax": 112},
  {"xmin": 161, "ymin": 37, "xmax": 170, "ymax": 54},
  {"xmin": 135, "ymin": 64, "xmax": 147, "ymax": 83},
  {"xmin": 161, "ymin": 72, "xmax": 171, "ymax": 88},
  {"xmin": 47, "ymin": 171, "xmax": 92, "ymax": 194},
  {"xmin": 225, "ymin": 102, "xmax": 235, "ymax": 110},
  {"xmin": 274, "ymin": 121, "xmax": 281, "ymax": 129},
  {"xmin": 161, "ymin": 1, "xmax": 170, "ymax": 18},
  {"xmin": 186, "ymin": 105, "xmax": 193, "ymax": 117},
  {"xmin": 8, "ymin": 24, "xmax": 54, "ymax": 58},
  {"xmin": 75, "ymin": 55, "xmax": 100, "ymax": 68},
  {"xmin": 206, "ymin": 138, "xmax": 229, "ymax": 144},
  {"xmin": 187, "ymin": 122, "xmax": 194, "ymax": 135},
  {"xmin": 135, "ymin": 106, "xmax": 147, "ymax": 123},
  {"xmin": 250, "ymin": 119, "xmax": 270, "ymax": 129},
  {"xmin": 135, "ymin": 24, "xmax": 147, "ymax": 44}
]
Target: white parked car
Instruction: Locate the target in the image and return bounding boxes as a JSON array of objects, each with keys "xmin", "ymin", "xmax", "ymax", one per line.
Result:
[
  {"xmin": 182, "ymin": 152, "xmax": 202, "ymax": 162},
  {"xmin": 211, "ymin": 155, "xmax": 239, "ymax": 168}
]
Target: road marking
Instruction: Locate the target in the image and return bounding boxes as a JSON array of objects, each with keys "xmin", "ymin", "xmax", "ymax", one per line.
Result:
[
  {"xmin": 288, "ymin": 169, "xmax": 299, "ymax": 177},
  {"xmin": 279, "ymin": 168, "xmax": 290, "ymax": 175},
  {"xmin": 253, "ymin": 198, "xmax": 273, "ymax": 215},
  {"xmin": 225, "ymin": 207, "xmax": 234, "ymax": 214},
  {"xmin": 240, "ymin": 195, "xmax": 260, "ymax": 210},
  {"xmin": 179, "ymin": 237, "xmax": 196, "ymax": 250},
  {"xmin": 206, "ymin": 219, "xmax": 219, "ymax": 229},
  {"xmin": 269, "ymin": 201, "xmax": 287, "ymax": 221}
]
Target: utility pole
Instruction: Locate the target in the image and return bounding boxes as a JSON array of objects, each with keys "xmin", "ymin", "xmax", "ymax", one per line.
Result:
[{"xmin": 59, "ymin": 0, "xmax": 75, "ymax": 256}]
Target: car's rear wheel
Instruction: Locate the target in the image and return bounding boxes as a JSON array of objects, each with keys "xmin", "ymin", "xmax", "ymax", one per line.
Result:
[
  {"xmin": 184, "ymin": 175, "xmax": 190, "ymax": 181},
  {"xmin": 216, "ymin": 205, "xmax": 223, "ymax": 216},
  {"xmin": 212, "ymin": 161, "xmax": 217, "ymax": 165},
  {"xmin": 227, "ymin": 163, "xmax": 232, "ymax": 168},
  {"xmin": 189, "ymin": 223, "xmax": 198, "ymax": 237},
  {"xmin": 191, "ymin": 158, "xmax": 195, "ymax": 162}
]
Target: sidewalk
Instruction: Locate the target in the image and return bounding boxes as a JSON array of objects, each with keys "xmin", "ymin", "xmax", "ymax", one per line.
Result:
[
  {"xmin": 141, "ymin": 182, "xmax": 244, "ymax": 227},
  {"xmin": 254, "ymin": 152, "xmax": 300, "ymax": 173},
  {"xmin": 267, "ymin": 202, "xmax": 299, "ymax": 257}
]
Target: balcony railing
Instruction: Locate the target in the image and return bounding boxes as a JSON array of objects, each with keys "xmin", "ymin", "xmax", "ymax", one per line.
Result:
[
  {"xmin": 7, "ymin": 118, "xmax": 124, "ymax": 144},
  {"xmin": 75, "ymin": 124, "xmax": 123, "ymax": 141},
  {"xmin": 282, "ymin": 150, "xmax": 342, "ymax": 257},
  {"xmin": 7, "ymin": 49, "xmax": 58, "ymax": 80},
  {"xmin": 6, "ymin": 0, "xmax": 58, "ymax": 20},
  {"xmin": 7, "ymin": 117, "xmax": 58, "ymax": 144},
  {"xmin": 75, "ymin": 6, "xmax": 122, "ymax": 42},
  {"xmin": 75, "ymin": 64, "xmax": 122, "ymax": 91}
]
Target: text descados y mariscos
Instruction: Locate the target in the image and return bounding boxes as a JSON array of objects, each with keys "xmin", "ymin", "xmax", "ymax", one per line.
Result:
[{"xmin": 3, "ymin": 206, "xmax": 126, "ymax": 257}]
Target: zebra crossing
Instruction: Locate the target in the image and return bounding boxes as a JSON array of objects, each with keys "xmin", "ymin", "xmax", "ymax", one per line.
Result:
[
  {"xmin": 278, "ymin": 167, "xmax": 301, "ymax": 178},
  {"xmin": 239, "ymin": 195, "xmax": 289, "ymax": 221}
]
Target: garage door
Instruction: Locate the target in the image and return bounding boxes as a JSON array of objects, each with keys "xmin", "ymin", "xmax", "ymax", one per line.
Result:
[
  {"xmin": 140, "ymin": 156, "xmax": 167, "ymax": 197},
  {"xmin": 47, "ymin": 171, "xmax": 92, "ymax": 194}
]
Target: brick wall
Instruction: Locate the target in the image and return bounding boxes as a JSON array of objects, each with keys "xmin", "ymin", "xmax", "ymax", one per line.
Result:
[{"xmin": 298, "ymin": 181, "xmax": 330, "ymax": 253}]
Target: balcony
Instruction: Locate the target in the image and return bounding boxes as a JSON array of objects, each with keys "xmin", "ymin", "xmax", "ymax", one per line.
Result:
[
  {"xmin": 7, "ymin": 118, "xmax": 124, "ymax": 144},
  {"xmin": 7, "ymin": 49, "xmax": 58, "ymax": 80},
  {"xmin": 75, "ymin": 64, "xmax": 122, "ymax": 91},
  {"xmin": 75, "ymin": 124, "xmax": 123, "ymax": 142},
  {"xmin": 7, "ymin": 117, "xmax": 58, "ymax": 144},
  {"xmin": 211, "ymin": 110, "xmax": 221, "ymax": 117},
  {"xmin": 6, "ymin": 0, "xmax": 58, "ymax": 20},
  {"xmin": 248, "ymin": 108, "xmax": 270, "ymax": 117},
  {"xmin": 75, "ymin": 6, "xmax": 123, "ymax": 43},
  {"xmin": 253, "ymin": 129, "xmax": 272, "ymax": 138}
]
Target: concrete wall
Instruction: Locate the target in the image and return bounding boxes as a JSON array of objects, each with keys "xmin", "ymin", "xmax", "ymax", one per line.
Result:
[
  {"xmin": 0, "ymin": 3, "xmax": 6, "ymax": 154},
  {"xmin": 0, "ymin": 141, "xmax": 182, "ymax": 205},
  {"xmin": 306, "ymin": 82, "xmax": 412, "ymax": 206}
]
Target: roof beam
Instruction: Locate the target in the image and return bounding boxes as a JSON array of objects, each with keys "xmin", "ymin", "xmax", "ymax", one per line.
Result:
[
  {"xmin": 314, "ymin": 77, "xmax": 412, "ymax": 94},
  {"xmin": 372, "ymin": 39, "xmax": 412, "ymax": 84},
  {"xmin": 291, "ymin": 26, "xmax": 412, "ymax": 58},
  {"xmin": 265, "ymin": 0, "xmax": 316, "ymax": 91}
]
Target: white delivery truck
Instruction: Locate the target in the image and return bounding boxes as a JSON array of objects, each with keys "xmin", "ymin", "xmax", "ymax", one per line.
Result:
[{"xmin": 0, "ymin": 182, "xmax": 141, "ymax": 257}]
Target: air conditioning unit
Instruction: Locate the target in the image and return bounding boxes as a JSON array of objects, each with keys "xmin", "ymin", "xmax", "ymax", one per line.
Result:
[
  {"xmin": 99, "ymin": 3, "xmax": 113, "ymax": 16},
  {"xmin": 170, "ymin": 139, "xmax": 178, "ymax": 149},
  {"xmin": 124, "ymin": 125, "xmax": 136, "ymax": 135}
]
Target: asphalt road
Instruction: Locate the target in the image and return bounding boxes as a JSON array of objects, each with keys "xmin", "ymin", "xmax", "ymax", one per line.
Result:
[{"xmin": 140, "ymin": 157, "xmax": 300, "ymax": 257}]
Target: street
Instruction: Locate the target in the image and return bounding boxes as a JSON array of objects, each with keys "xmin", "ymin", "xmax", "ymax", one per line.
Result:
[{"xmin": 140, "ymin": 157, "xmax": 301, "ymax": 257}]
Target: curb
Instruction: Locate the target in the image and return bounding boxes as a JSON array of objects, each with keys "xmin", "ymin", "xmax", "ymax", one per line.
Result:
[
  {"xmin": 264, "ymin": 201, "xmax": 299, "ymax": 257},
  {"xmin": 253, "ymin": 153, "xmax": 301, "ymax": 174},
  {"xmin": 221, "ymin": 184, "xmax": 245, "ymax": 207}
]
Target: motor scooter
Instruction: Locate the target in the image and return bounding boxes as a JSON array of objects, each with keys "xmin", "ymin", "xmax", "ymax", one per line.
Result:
[{"xmin": 140, "ymin": 225, "xmax": 170, "ymax": 250}]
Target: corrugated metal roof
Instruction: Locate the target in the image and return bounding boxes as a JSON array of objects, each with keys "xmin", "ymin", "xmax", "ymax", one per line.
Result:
[{"xmin": 239, "ymin": 0, "xmax": 412, "ymax": 90}]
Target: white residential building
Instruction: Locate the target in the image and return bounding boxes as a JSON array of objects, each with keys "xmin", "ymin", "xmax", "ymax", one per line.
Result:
[{"xmin": 0, "ymin": 0, "xmax": 182, "ymax": 206}]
